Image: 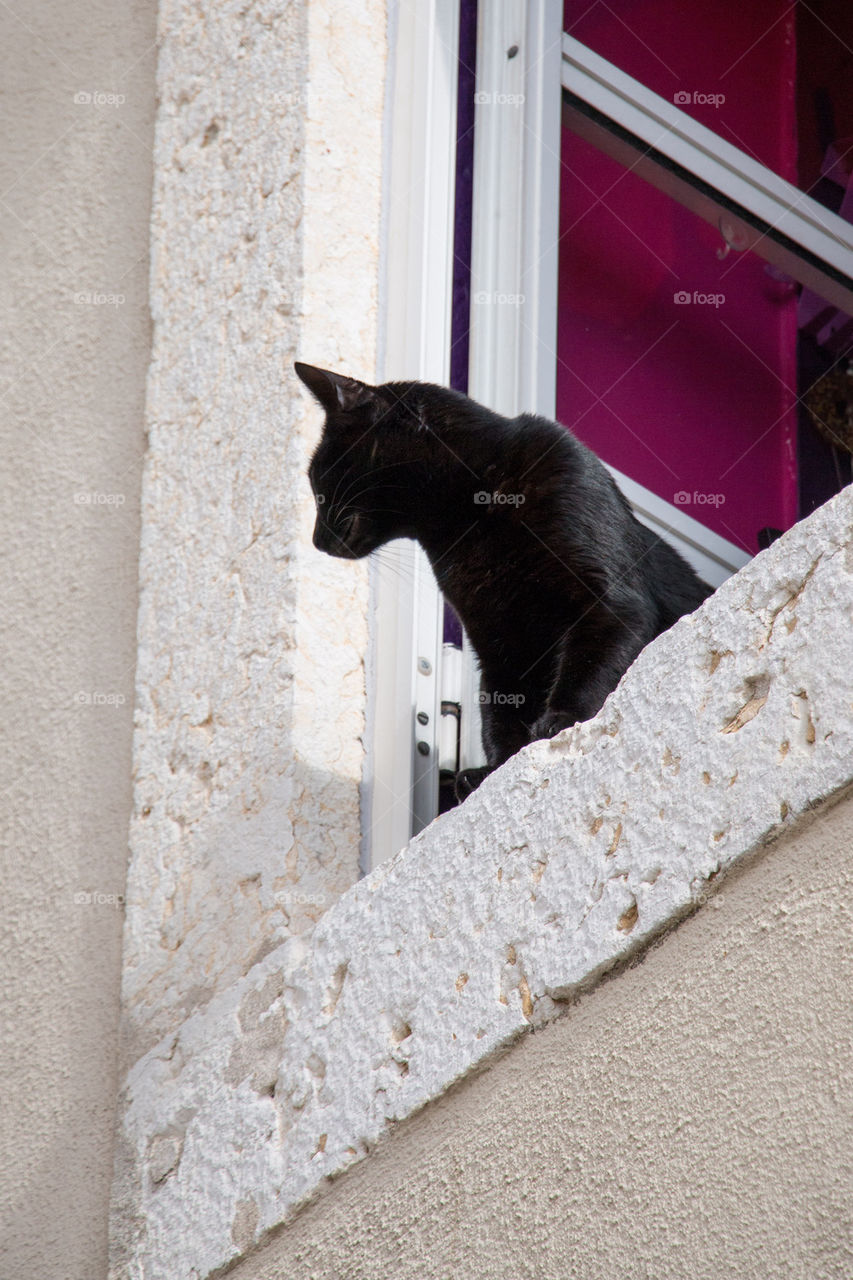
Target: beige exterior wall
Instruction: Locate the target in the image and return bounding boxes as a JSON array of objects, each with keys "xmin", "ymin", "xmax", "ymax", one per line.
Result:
[
  {"xmin": 227, "ymin": 789, "xmax": 853, "ymax": 1280},
  {"xmin": 0, "ymin": 3, "xmax": 155, "ymax": 1278},
  {"xmin": 4, "ymin": 6, "xmax": 852, "ymax": 1280}
]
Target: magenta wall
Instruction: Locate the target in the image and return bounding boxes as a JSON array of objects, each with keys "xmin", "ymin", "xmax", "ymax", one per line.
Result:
[{"xmin": 558, "ymin": 1, "xmax": 799, "ymax": 552}]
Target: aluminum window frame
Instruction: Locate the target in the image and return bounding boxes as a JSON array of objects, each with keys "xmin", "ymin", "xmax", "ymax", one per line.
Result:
[
  {"xmin": 367, "ymin": 0, "xmax": 460, "ymax": 868},
  {"xmin": 560, "ymin": 32, "xmax": 853, "ymax": 315},
  {"xmin": 369, "ymin": 19, "xmax": 853, "ymax": 866}
]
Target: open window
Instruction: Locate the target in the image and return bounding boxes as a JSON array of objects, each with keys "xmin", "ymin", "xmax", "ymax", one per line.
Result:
[{"xmin": 369, "ymin": 0, "xmax": 853, "ymax": 868}]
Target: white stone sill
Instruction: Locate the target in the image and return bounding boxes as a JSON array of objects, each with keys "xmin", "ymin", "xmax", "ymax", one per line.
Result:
[{"xmin": 109, "ymin": 487, "xmax": 853, "ymax": 1280}]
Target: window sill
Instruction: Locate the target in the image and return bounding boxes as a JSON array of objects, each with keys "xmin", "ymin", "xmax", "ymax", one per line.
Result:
[{"xmin": 110, "ymin": 487, "xmax": 853, "ymax": 1280}]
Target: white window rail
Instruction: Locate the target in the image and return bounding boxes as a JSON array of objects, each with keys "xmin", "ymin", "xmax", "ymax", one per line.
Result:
[{"xmin": 561, "ymin": 33, "xmax": 853, "ymax": 315}]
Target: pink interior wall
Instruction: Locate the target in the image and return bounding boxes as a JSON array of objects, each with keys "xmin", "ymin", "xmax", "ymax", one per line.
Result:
[{"xmin": 558, "ymin": 0, "xmax": 799, "ymax": 553}]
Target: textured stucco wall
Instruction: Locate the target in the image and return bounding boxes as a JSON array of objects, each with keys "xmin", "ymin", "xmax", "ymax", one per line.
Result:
[
  {"xmin": 120, "ymin": 0, "xmax": 386, "ymax": 1070},
  {"xmin": 109, "ymin": 486, "xmax": 853, "ymax": 1278},
  {"xmin": 228, "ymin": 786, "xmax": 853, "ymax": 1280},
  {"xmin": 0, "ymin": 3, "xmax": 155, "ymax": 1278}
]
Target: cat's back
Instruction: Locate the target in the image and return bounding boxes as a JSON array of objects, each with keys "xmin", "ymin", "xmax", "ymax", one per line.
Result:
[
  {"xmin": 505, "ymin": 411, "xmax": 710, "ymax": 619},
  {"xmin": 507, "ymin": 411, "xmax": 646, "ymax": 556},
  {"xmin": 390, "ymin": 387, "xmax": 708, "ymax": 625}
]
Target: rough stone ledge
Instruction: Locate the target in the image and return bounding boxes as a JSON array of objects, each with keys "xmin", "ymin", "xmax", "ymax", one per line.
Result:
[{"xmin": 109, "ymin": 488, "xmax": 853, "ymax": 1279}]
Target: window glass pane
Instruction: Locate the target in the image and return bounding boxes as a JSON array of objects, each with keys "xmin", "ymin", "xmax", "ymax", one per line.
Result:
[
  {"xmin": 562, "ymin": 0, "xmax": 853, "ymax": 199},
  {"xmin": 559, "ymin": 1, "xmax": 853, "ymax": 554},
  {"xmin": 558, "ymin": 123, "xmax": 799, "ymax": 554}
]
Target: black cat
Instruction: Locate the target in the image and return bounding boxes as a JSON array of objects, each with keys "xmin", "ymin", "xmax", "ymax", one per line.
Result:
[{"xmin": 295, "ymin": 362, "xmax": 713, "ymax": 796}]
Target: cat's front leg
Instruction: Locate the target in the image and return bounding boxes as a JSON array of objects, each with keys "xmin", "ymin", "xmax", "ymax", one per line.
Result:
[
  {"xmin": 454, "ymin": 765, "xmax": 494, "ymax": 800},
  {"xmin": 533, "ymin": 600, "xmax": 650, "ymax": 743},
  {"xmin": 530, "ymin": 708, "xmax": 577, "ymax": 742},
  {"xmin": 454, "ymin": 692, "xmax": 526, "ymax": 800}
]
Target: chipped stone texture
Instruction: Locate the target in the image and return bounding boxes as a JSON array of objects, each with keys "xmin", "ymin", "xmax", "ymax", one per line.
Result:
[
  {"xmin": 121, "ymin": 0, "xmax": 386, "ymax": 1068},
  {"xmin": 214, "ymin": 793, "xmax": 853, "ymax": 1280},
  {"xmin": 110, "ymin": 489, "xmax": 853, "ymax": 1279}
]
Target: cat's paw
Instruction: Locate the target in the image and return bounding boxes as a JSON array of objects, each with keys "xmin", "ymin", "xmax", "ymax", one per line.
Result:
[
  {"xmin": 455, "ymin": 766, "xmax": 494, "ymax": 801},
  {"xmin": 531, "ymin": 711, "xmax": 575, "ymax": 742}
]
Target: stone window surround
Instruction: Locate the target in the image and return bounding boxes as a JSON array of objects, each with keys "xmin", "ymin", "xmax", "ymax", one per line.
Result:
[{"xmin": 108, "ymin": 4, "xmax": 853, "ymax": 1275}]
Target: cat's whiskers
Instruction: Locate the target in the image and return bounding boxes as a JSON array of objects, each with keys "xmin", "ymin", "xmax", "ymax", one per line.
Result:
[
  {"xmin": 326, "ymin": 460, "xmax": 414, "ymax": 515},
  {"xmin": 326, "ymin": 485, "xmax": 410, "ymax": 534},
  {"xmin": 369, "ymin": 547, "xmax": 419, "ymax": 588},
  {"xmin": 333, "ymin": 492, "xmax": 410, "ymax": 530}
]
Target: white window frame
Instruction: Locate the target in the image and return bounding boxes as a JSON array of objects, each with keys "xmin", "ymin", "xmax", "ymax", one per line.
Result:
[
  {"xmin": 367, "ymin": 0, "xmax": 460, "ymax": 867},
  {"xmin": 561, "ymin": 33, "xmax": 853, "ymax": 317},
  {"xmin": 368, "ymin": 9, "xmax": 853, "ymax": 868},
  {"xmin": 369, "ymin": 0, "xmax": 564, "ymax": 868},
  {"xmin": 463, "ymin": 0, "xmax": 564, "ymax": 766}
]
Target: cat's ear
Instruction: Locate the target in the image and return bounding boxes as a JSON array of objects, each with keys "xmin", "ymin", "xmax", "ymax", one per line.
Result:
[{"xmin": 294, "ymin": 362, "xmax": 374, "ymax": 413}]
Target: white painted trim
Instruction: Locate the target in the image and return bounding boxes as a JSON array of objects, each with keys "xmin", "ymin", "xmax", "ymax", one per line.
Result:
[
  {"xmin": 462, "ymin": 0, "xmax": 563, "ymax": 768},
  {"xmin": 561, "ymin": 33, "xmax": 853, "ymax": 315},
  {"xmin": 366, "ymin": 542, "xmax": 418, "ymax": 868},
  {"xmin": 411, "ymin": 551, "xmax": 444, "ymax": 834},
  {"xmin": 469, "ymin": 0, "xmax": 563, "ymax": 419},
  {"xmin": 459, "ymin": 628, "xmax": 484, "ymax": 769},
  {"xmin": 438, "ymin": 642, "xmax": 463, "ymax": 771},
  {"xmin": 520, "ymin": 1, "xmax": 563, "ymax": 418},
  {"xmin": 369, "ymin": 0, "xmax": 460, "ymax": 865}
]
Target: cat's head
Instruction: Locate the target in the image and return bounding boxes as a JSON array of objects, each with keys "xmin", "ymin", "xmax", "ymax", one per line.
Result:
[{"xmin": 296, "ymin": 361, "xmax": 415, "ymax": 559}]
